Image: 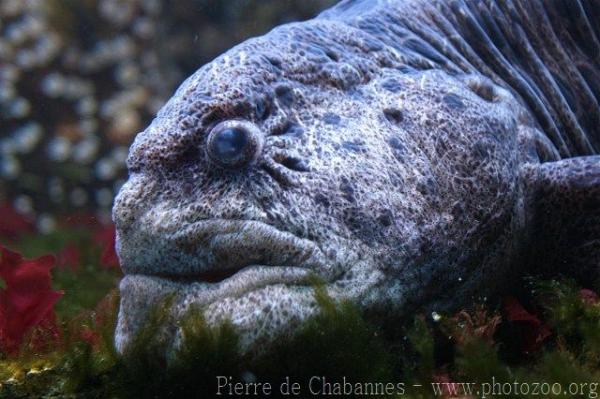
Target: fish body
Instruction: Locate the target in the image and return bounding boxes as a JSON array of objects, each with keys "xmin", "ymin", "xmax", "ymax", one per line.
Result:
[{"xmin": 113, "ymin": 0, "xmax": 600, "ymax": 354}]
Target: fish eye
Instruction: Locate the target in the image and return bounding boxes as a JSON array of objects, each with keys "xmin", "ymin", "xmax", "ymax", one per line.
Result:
[{"xmin": 206, "ymin": 120, "xmax": 262, "ymax": 169}]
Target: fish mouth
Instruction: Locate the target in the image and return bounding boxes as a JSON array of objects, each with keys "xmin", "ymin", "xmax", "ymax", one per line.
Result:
[
  {"xmin": 156, "ymin": 267, "xmax": 246, "ymax": 284},
  {"xmin": 116, "ymin": 218, "xmax": 358, "ymax": 355},
  {"xmin": 121, "ymin": 264, "xmax": 314, "ymax": 309},
  {"xmin": 118, "ymin": 218, "xmax": 333, "ymax": 289}
]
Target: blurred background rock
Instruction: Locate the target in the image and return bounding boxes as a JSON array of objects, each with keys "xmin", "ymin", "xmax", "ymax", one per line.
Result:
[{"xmin": 0, "ymin": 0, "xmax": 335, "ymax": 233}]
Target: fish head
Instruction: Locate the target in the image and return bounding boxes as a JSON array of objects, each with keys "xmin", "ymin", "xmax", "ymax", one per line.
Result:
[{"xmin": 113, "ymin": 22, "xmax": 531, "ymax": 355}]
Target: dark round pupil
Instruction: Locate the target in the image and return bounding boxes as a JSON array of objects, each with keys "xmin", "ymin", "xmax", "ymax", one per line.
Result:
[{"xmin": 212, "ymin": 127, "xmax": 248, "ymax": 160}]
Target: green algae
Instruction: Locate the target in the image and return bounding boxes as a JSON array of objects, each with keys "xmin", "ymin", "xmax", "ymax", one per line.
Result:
[{"xmin": 3, "ymin": 279, "xmax": 600, "ymax": 398}]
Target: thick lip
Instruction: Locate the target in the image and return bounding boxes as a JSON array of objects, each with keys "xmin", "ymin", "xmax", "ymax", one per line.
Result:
[
  {"xmin": 156, "ymin": 267, "xmax": 245, "ymax": 284},
  {"xmin": 119, "ymin": 219, "xmax": 332, "ymax": 286},
  {"xmin": 122, "ymin": 264, "xmax": 316, "ymax": 308}
]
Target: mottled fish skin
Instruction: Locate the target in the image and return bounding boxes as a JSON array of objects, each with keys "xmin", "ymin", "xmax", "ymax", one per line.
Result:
[{"xmin": 113, "ymin": 0, "xmax": 600, "ymax": 356}]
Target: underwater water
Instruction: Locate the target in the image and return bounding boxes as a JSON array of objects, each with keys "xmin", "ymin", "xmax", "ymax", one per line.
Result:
[{"xmin": 2, "ymin": 0, "xmax": 600, "ymax": 398}]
